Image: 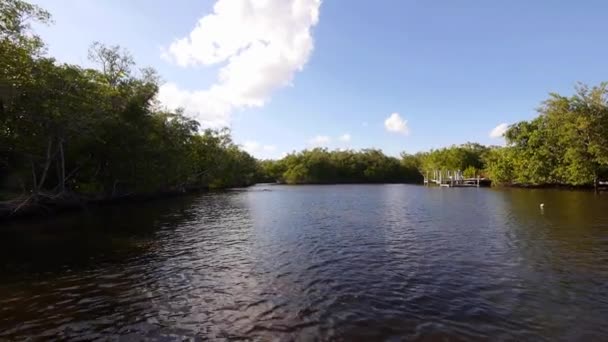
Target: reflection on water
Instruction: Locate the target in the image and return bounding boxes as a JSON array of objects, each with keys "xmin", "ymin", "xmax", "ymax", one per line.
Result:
[{"xmin": 1, "ymin": 185, "xmax": 608, "ymax": 340}]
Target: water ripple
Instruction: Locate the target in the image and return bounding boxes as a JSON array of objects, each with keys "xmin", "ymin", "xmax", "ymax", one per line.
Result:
[{"xmin": 1, "ymin": 185, "xmax": 608, "ymax": 340}]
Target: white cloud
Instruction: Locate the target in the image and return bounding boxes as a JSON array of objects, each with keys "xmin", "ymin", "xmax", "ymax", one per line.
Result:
[
  {"xmin": 243, "ymin": 140, "xmax": 261, "ymax": 154},
  {"xmin": 243, "ymin": 141, "xmax": 277, "ymax": 152},
  {"xmin": 384, "ymin": 112, "xmax": 409, "ymax": 135},
  {"xmin": 489, "ymin": 123, "xmax": 509, "ymax": 138},
  {"xmin": 242, "ymin": 141, "xmax": 278, "ymax": 158},
  {"xmin": 308, "ymin": 135, "xmax": 331, "ymax": 146},
  {"xmin": 338, "ymin": 133, "xmax": 351, "ymax": 142},
  {"xmin": 158, "ymin": 0, "xmax": 322, "ymax": 127},
  {"xmin": 157, "ymin": 83, "xmax": 232, "ymax": 127}
]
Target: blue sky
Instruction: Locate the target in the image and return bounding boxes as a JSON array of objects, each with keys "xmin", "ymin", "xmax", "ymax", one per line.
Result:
[{"xmin": 31, "ymin": 0, "xmax": 608, "ymax": 159}]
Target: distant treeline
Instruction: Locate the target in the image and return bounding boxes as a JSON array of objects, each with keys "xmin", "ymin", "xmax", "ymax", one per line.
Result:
[
  {"xmin": 256, "ymin": 143, "xmax": 490, "ymax": 185},
  {"xmin": 260, "ymin": 82, "xmax": 608, "ymax": 188},
  {"xmin": 258, "ymin": 149, "xmax": 423, "ymax": 184},
  {"xmin": 404, "ymin": 82, "xmax": 608, "ymax": 188}
]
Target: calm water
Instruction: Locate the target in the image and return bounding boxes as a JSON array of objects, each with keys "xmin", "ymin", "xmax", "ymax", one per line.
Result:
[{"xmin": 1, "ymin": 185, "xmax": 608, "ymax": 341}]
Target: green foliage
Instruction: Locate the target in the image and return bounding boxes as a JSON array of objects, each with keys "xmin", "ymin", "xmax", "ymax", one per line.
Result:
[
  {"xmin": 483, "ymin": 147, "xmax": 514, "ymax": 185},
  {"xmin": 416, "ymin": 143, "xmax": 489, "ymax": 177},
  {"xmin": 486, "ymin": 83, "xmax": 608, "ymax": 186},
  {"xmin": 407, "ymin": 83, "xmax": 608, "ymax": 188},
  {"xmin": 0, "ymin": 0, "xmax": 51, "ymax": 51},
  {"xmin": 462, "ymin": 166, "xmax": 478, "ymax": 178},
  {"xmin": 0, "ymin": 3, "xmax": 259, "ymax": 198},
  {"xmin": 261, "ymin": 148, "xmax": 422, "ymax": 184}
]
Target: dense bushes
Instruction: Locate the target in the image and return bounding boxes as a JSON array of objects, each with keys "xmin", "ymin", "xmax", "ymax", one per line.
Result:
[
  {"xmin": 414, "ymin": 143, "xmax": 490, "ymax": 179},
  {"xmin": 485, "ymin": 84, "xmax": 608, "ymax": 186},
  {"xmin": 402, "ymin": 83, "xmax": 608, "ymax": 188},
  {"xmin": 0, "ymin": 0, "xmax": 259, "ymax": 201},
  {"xmin": 259, "ymin": 149, "xmax": 422, "ymax": 184}
]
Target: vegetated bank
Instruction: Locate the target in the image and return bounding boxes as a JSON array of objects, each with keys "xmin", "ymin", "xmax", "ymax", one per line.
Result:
[
  {"xmin": 260, "ymin": 83, "xmax": 608, "ymax": 190},
  {"xmin": 0, "ymin": 1, "xmax": 261, "ymax": 219},
  {"xmin": 484, "ymin": 83, "xmax": 608, "ymax": 190},
  {"xmin": 258, "ymin": 149, "xmax": 422, "ymax": 184}
]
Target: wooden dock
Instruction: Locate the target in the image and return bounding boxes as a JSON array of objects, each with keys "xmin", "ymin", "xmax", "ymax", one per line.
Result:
[{"xmin": 423, "ymin": 170, "xmax": 486, "ymax": 188}]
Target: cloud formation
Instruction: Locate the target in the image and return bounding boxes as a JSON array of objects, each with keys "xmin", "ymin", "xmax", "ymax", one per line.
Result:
[
  {"xmin": 489, "ymin": 123, "xmax": 509, "ymax": 138},
  {"xmin": 243, "ymin": 140, "xmax": 277, "ymax": 155},
  {"xmin": 384, "ymin": 113, "xmax": 409, "ymax": 135},
  {"xmin": 308, "ymin": 135, "xmax": 331, "ymax": 146},
  {"xmin": 242, "ymin": 141, "xmax": 277, "ymax": 158},
  {"xmin": 159, "ymin": 0, "xmax": 322, "ymax": 126},
  {"xmin": 339, "ymin": 133, "xmax": 351, "ymax": 142}
]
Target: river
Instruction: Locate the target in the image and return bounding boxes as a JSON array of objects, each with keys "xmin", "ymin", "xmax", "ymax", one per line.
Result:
[{"xmin": 1, "ymin": 184, "xmax": 607, "ymax": 340}]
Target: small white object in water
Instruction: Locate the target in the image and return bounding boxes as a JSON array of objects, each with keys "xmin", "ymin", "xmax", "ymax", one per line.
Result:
[{"xmin": 540, "ymin": 203, "xmax": 545, "ymax": 209}]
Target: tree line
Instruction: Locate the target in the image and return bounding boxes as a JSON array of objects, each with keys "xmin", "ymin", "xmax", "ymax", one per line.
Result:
[
  {"xmin": 259, "ymin": 149, "xmax": 422, "ymax": 184},
  {"xmin": 485, "ymin": 83, "xmax": 608, "ymax": 187},
  {"xmin": 0, "ymin": 0, "xmax": 259, "ymax": 206},
  {"xmin": 259, "ymin": 83, "xmax": 608, "ymax": 188},
  {"xmin": 388, "ymin": 82, "xmax": 608, "ymax": 188}
]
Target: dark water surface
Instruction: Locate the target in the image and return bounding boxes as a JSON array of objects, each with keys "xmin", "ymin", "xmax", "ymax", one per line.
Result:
[{"xmin": 1, "ymin": 185, "xmax": 608, "ymax": 341}]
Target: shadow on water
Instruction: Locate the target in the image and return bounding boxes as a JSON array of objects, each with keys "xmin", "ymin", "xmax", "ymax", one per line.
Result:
[
  {"xmin": 0, "ymin": 195, "xmax": 201, "ymax": 276},
  {"xmin": 0, "ymin": 185, "xmax": 607, "ymax": 340}
]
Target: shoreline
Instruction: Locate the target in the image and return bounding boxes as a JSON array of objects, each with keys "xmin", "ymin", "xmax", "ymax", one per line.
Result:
[
  {"xmin": 0, "ymin": 186, "xmax": 213, "ymax": 223},
  {"xmin": 495, "ymin": 183, "xmax": 608, "ymax": 191},
  {"xmin": 2, "ymin": 181, "xmax": 606, "ymax": 223}
]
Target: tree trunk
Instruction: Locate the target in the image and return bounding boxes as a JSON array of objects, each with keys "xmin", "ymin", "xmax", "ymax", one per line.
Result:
[
  {"xmin": 594, "ymin": 173, "xmax": 599, "ymax": 193},
  {"xmin": 55, "ymin": 159, "xmax": 61, "ymax": 190},
  {"xmin": 112, "ymin": 180, "xmax": 119, "ymax": 197},
  {"xmin": 30, "ymin": 158, "xmax": 38, "ymax": 192},
  {"xmin": 37, "ymin": 137, "xmax": 54, "ymax": 193},
  {"xmin": 58, "ymin": 139, "xmax": 66, "ymax": 193}
]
